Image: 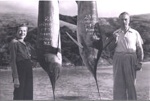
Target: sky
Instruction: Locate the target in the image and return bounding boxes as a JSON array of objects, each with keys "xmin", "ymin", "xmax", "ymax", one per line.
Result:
[
  {"xmin": 0, "ymin": 0, "xmax": 150, "ymax": 17},
  {"xmin": 59, "ymin": 0, "xmax": 150, "ymax": 17}
]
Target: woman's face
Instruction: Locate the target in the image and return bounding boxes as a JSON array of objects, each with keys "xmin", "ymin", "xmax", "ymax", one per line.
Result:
[{"xmin": 16, "ymin": 26, "xmax": 28, "ymax": 40}]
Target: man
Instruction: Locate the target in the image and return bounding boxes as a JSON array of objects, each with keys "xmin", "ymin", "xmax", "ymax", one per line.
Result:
[
  {"xmin": 112, "ymin": 12, "xmax": 144, "ymax": 100},
  {"xmin": 9, "ymin": 24, "xmax": 33, "ymax": 100}
]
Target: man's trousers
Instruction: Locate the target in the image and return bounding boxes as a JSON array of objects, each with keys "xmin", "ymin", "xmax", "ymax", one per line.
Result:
[{"xmin": 113, "ymin": 52, "xmax": 137, "ymax": 100}]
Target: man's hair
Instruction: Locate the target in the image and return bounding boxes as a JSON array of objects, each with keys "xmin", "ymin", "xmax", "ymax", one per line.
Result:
[{"xmin": 119, "ymin": 12, "xmax": 130, "ymax": 18}]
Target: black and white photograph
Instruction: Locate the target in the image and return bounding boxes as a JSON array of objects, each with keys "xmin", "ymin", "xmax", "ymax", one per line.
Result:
[{"xmin": 0, "ymin": 0, "xmax": 149, "ymax": 100}]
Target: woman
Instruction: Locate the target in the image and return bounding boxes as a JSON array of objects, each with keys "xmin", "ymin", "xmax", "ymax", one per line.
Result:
[{"xmin": 9, "ymin": 24, "xmax": 33, "ymax": 100}]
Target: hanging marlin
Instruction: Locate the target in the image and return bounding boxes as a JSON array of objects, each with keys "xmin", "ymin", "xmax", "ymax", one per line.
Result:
[
  {"xmin": 36, "ymin": 0, "xmax": 62, "ymax": 99},
  {"xmin": 76, "ymin": 1, "xmax": 103, "ymax": 98}
]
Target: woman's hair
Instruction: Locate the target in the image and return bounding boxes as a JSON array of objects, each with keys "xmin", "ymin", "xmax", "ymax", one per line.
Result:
[
  {"xmin": 17, "ymin": 23, "xmax": 28, "ymax": 30},
  {"xmin": 7, "ymin": 23, "xmax": 28, "ymax": 43}
]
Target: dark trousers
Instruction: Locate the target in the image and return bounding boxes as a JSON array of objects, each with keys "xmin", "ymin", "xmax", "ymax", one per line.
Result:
[
  {"xmin": 113, "ymin": 52, "xmax": 137, "ymax": 100},
  {"xmin": 13, "ymin": 59, "xmax": 33, "ymax": 100}
]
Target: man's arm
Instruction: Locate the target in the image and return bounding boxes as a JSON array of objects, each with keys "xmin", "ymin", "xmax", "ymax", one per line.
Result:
[{"xmin": 136, "ymin": 32, "xmax": 144, "ymax": 61}]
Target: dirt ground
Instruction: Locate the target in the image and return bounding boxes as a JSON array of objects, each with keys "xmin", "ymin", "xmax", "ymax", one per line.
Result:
[{"xmin": 0, "ymin": 62, "xmax": 149, "ymax": 100}]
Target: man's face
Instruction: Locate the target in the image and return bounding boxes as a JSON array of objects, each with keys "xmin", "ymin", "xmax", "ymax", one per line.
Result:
[
  {"xmin": 16, "ymin": 27, "xmax": 28, "ymax": 40},
  {"xmin": 119, "ymin": 14, "xmax": 130, "ymax": 28}
]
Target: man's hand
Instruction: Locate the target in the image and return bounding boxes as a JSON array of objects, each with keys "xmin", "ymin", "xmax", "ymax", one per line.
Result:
[
  {"xmin": 14, "ymin": 78, "xmax": 20, "ymax": 88},
  {"xmin": 135, "ymin": 62, "xmax": 142, "ymax": 71},
  {"xmin": 113, "ymin": 33, "xmax": 119, "ymax": 43},
  {"xmin": 93, "ymin": 34, "xmax": 100, "ymax": 41}
]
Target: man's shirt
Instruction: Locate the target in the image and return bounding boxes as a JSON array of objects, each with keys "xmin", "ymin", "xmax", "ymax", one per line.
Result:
[
  {"xmin": 9, "ymin": 38, "xmax": 31, "ymax": 79},
  {"xmin": 113, "ymin": 27, "xmax": 143, "ymax": 53}
]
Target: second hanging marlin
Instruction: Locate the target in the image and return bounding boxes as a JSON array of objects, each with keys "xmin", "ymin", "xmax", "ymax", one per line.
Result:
[{"xmin": 76, "ymin": 1, "xmax": 103, "ymax": 98}]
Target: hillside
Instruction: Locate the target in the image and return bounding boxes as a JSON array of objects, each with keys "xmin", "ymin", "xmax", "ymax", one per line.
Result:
[{"xmin": 0, "ymin": 12, "xmax": 150, "ymax": 67}]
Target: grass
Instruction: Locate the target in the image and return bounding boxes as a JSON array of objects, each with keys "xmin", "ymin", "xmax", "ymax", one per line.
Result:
[{"xmin": 0, "ymin": 63, "xmax": 149, "ymax": 100}]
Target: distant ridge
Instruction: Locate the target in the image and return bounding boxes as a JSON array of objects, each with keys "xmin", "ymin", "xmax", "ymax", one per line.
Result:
[{"xmin": 0, "ymin": 9, "xmax": 150, "ymax": 64}]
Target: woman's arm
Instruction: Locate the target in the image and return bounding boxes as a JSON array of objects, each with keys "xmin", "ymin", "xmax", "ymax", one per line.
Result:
[{"xmin": 9, "ymin": 40, "xmax": 20, "ymax": 87}]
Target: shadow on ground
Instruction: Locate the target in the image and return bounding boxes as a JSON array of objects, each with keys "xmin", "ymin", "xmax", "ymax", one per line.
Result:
[{"xmin": 58, "ymin": 96, "xmax": 87, "ymax": 100}]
